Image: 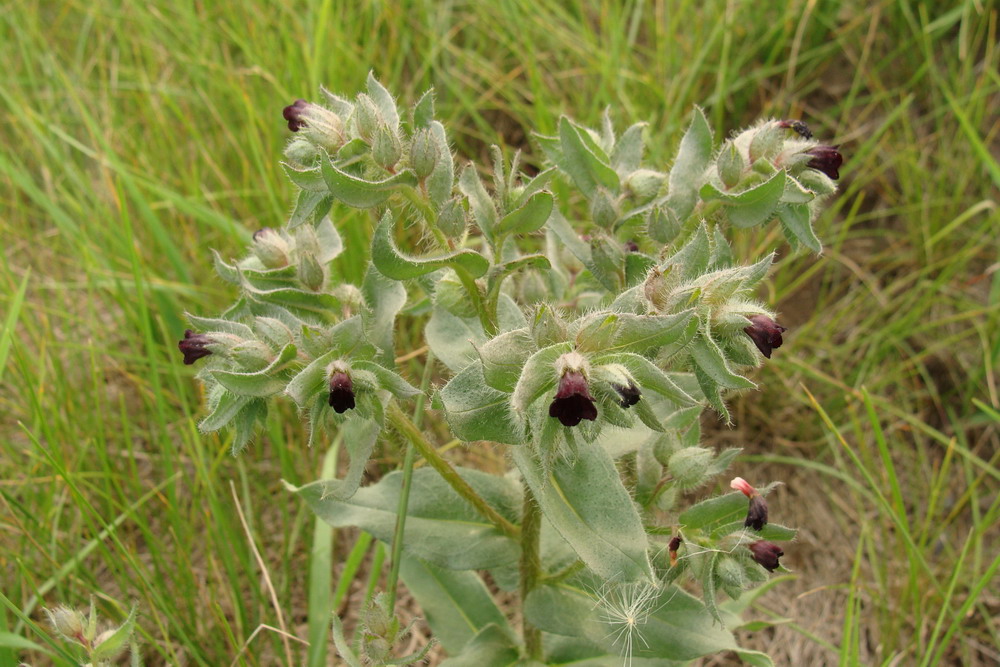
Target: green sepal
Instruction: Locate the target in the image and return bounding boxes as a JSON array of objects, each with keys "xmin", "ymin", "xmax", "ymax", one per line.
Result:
[
  {"xmin": 477, "ymin": 328, "xmax": 536, "ymax": 392},
  {"xmin": 438, "ymin": 362, "xmax": 526, "ymax": 444},
  {"xmin": 412, "ymin": 88, "xmax": 435, "ymax": 128},
  {"xmin": 665, "ymin": 106, "xmax": 713, "ymax": 221},
  {"xmin": 777, "ymin": 202, "xmax": 822, "ymax": 253},
  {"xmin": 496, "ymin": 191, "xmax": 554, "ymax": 237},
  {"xmin": 557, "ymin": 116, "xmax": 620, "ymax": 196},
  {"xmin": 689, "ymin": 333, "xmax": 756, "ymax": 390},
  {"xmin": 366, "ymin": 71, "xmax": 400, "ymax": 130}
]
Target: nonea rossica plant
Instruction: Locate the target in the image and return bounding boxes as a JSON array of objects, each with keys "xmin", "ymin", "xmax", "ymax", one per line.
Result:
[{"xmin": 179, "ymin": 73, "xmax": 841, "ymax": 665}]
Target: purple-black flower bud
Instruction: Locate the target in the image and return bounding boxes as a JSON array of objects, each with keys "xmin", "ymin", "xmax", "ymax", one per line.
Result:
[
  {"xmin": 748, "ymin": 541, "xmax": 784, "ymax": 572},
  {"xmin": 777, "ymin": 119, "xmax": 813, "ymax": 139},
  {"xmin": 282, "ymin": 99, "xmax": 309, "ymax": 131},
  {"xmin": 668, "ymin": 535, "xmax": 682, "ymax": 567},
  {"xmin": 623, "ymin": 240, "xmax": 640, "ymax": 253},
  {"xmin": 805, "ymin": 145, "xmax": 843, "ymax": 180},
  {"xmin": 731, "ymin": 476, "xmax": 769, "ymax": 531},
  {"xmin": 328, "ymin": 371, "xmax": 356, "ymax": 413},
  {"xmin": 178, "ymin": 330, "xmax": 214, "ymax": 365},
  {"xmin": 613, "ymin": 381, "xmax": 641, "ymax": 408},
  {"xmin": 548, "ymin": 369, "xmax": 598, "ymax": 427},
  {"xmin": 744, "ymin": 315, "xmax": 787, "ymax": 359}
]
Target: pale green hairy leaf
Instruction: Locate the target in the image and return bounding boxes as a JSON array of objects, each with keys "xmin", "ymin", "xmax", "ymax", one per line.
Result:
[
  {"xmin": 371, "ymin": 212, "xmax": 489, "ymax": 279},
  {"xmin": 399, "ymin": 558, "xmax": 513, "ymax": 655},
  {"xmin": 513, "ymin": 446, "xmax": 652, "ymax": 581}
]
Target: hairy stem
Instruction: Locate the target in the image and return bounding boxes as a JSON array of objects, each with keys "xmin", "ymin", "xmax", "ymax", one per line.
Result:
[
  {"xmin": 520, "ymin": 484, "xmax": 543, "ymax": 659},
  {"xmin": 387, "ymin": 403, "xmax": 519, "ymax": 539}
]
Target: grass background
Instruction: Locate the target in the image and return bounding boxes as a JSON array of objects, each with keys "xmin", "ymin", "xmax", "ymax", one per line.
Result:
[{"xmin": 1, "ymin": 0, "xmax": 998, "ymax": 664}]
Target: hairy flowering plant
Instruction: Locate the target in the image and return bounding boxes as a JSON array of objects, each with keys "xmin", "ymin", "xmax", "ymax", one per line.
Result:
[{"xmin": 179, "ymin": 73, "xmax": 841, "ymax": 665}]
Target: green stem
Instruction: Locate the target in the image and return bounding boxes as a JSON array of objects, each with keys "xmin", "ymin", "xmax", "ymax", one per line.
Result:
[
  {"xmin": 387, "ymin": 403, "xmax": 519, "ymax": 539},
  {"xmin": 400, "ymin": 186, "xmax": 449, "ymax": 248},
  {"xmin": 454, "ymin": 266, "xmax": 497, "ymax": 337},
  {"xmin": 519, "ymin": 484, "xmax": 543, "ymax": 660},
  {"xmin": 385, "ymin": 350, "xmax": 437, "ymax": 610}
]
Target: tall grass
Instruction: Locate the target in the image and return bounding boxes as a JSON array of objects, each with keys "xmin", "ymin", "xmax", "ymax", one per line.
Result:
[{"xmin": 1, "ymin": 0, "xmax": 997, "ymax": 664}]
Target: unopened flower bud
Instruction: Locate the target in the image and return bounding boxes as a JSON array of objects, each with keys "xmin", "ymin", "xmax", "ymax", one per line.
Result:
[
  {"xmin": 716, "ymin": 141, "xmax": 745, "ymax": 189},
  {"xmin": 625, "ymin": 169, "xmax": 666, "ymax": 204},
  {"xmin": 252, "ymin": 228, "xmax": 290, "ymax": 268},
  {"xmin": 748, "ymin": 124, "xmax": 784, "ymax": 163},
  {"xmin": 613, "ymin": 381, "xmax": 641, "ymax": 408},
  {"xmin": 353, "ymin": 93, "xmax": 381, "ymax": 142},
  {"xmin": 590, "ymin": 188, "xmax": 618, "ymax": 228},
  {"xmin": 45, "ymin": 606, "xmax": 85, "ymax": 641},
  {"xmin": 437, "ymin": 197, "xmax": 467, "ymax": 238},
  {"xmin": 328, "ymin": 369, "xmax": 356, "ymax": 413},
  {"xmin": 748, "ymin": 541, "xmax": 784, "ymax": 572},
  {"xmin": 178, "ymin": 330, "xmax": 214, "ymax": 365},
  {"xmin": 297, "ymin": 253, "xmax": 326, "ymax": 291},
  {"xmin": 549, "ymin": 353, "xmax": 597, "ymax": 427},
  {"xmin": 409, "ymin": 128, "xmax": 438, "ymax": 180},
  {"xmin": 777, "ymin": 119, "xmax": 813, "ymax": 139},
  {"xmin": 731, "ymin": 477, "xmax": 768, "ymax": 530},
  {"xmin": 805, "ymin": 145, "xmax": 843, "ymax": 180},
  {"xmin": 282, "ymin": 99, "xmax": 345, "ymax": 151},
  {"xmin": 283, "ymin": 137, "xmax": 319, "ymax": 166},
  {"xmin": 743, "ymin": 315, "xmax": 787, "ymax": 359},
  {"xmin": 372, "ymin": 124, "xmax": 402, "ymax": 170}
]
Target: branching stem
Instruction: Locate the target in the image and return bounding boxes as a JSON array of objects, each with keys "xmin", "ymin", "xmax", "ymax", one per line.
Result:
[{"xmin": 387, "ymin": 403, "xmax": 519, "ymax": 540}]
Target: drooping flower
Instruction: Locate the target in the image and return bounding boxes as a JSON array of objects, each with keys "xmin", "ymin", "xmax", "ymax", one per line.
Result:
[
  {"xmin": 744, "ymin": 315, "xmax": 787, "ymax": 359},
  {"xmin": 282, "ymin": 99, "xmax": 309, "ymax": 131},
  {"xmin": 748, "ymin": 541, "xmax": 784, "ymax": 572},
  {"xmin": 805, "ymin": 145, "xmax": 843, "ymax": 180},
  {"xmin": 178, "ymin": 330, "xmax": 214, "ymax": 365},
  {"xmin": 549, "ymin": 369, "xmax": 598, "ymax": 427},
  {"xmin": 613, "ymin": 381, "xmax": 642, "ymax": 408},
  {"xmin": 328, "ymin": 371, "xmax": 356, "ymax": 413},
  {"xmin": 668, "ymin": 535, "xmax": 682, "ymax": 567},
  {"xmin": 731, "ymin": 476, "xmax": 768, "ymax": 531},
  {"xmin": 281, "ymin": 99, "xmax": 345, "ymax": 151}
]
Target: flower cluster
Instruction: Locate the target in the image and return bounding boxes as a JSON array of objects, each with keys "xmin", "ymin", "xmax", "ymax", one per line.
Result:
[{"xmin": 175, "ymin": 75, "xmax": 840, "ymax": 665}]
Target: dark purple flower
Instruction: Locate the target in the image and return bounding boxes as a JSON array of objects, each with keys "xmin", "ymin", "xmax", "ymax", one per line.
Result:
[
  {"xmin": 178, "ymin": 329, "xmax": 214, "ymax": 365},
  {"xmin": 744, "ymin": 315, "xmax": 787, "ymax": 359},
  {"xmin": 548, "ymin": 370, "xmax": 598, "ymax": 427},
  {"xmin": 613, "ymin": 382, "xmax": 641, "ymax": 408},
  {"xmin": 805, "ymin": 145, "xmax": 843, "ymax": 180},
  {"xmin": 282, "ymin": 99, "xmax": 309, "ymax": 131},
  {"xmin": 731, "ymin": 476, "xmax": 768, "ymax": 530},
  {"xmin": 623, "ymin": 240, "xmax": 640, "ymax": 253},
  {"xmin": 777, "ymin": 119, "xmax": 813, "ymax": 139},
  {"xmin": 668, "ymin": 535, "xmax": 682, "ymax": 567},
  {"xmin": 748, "ymin": 541, "xmax": 784, "ymax": 572},
  {"xmin": 328, "ymin": 371, "xmax": 356, "ymax": 413}
]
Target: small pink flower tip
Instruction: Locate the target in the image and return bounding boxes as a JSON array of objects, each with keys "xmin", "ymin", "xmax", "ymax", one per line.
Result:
[{"xmin": 730, "ymin": 477, "xmax": 756, "ymax": 497}]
